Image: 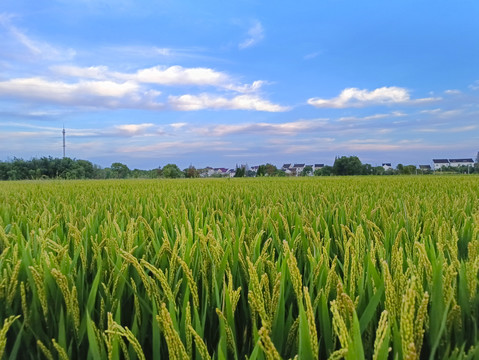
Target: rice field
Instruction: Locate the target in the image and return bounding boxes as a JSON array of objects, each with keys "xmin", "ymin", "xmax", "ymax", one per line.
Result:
[{"xmin": 1, "ymin": 176, "xmax": 479, "ymax": 359}]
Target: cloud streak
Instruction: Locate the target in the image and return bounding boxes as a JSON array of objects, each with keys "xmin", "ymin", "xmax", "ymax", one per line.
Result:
[
  {"xmin": 0, "ymin": 13, "xmax": 76, "ymax": 61},
  {"xmin": 52, "ymin": 64, "xmax": 266, "ymax": 93},
  {"xmin": 194, "ymin": 119, "xmax": 327, "ymax": 136},
  {"xmin": 168, "ymin": 94, "xmax": 288, "ymax": 112},
  {"xmin": 0, "ymin": 77, "xmax": 163, "ymax": 109},
  {"xmin": 239, "ymin": 20, "xmax": 264, "ymax": 49},
  {"xmin": 308, "ymin": 87, "xmax": 439, "ymax": 108}
]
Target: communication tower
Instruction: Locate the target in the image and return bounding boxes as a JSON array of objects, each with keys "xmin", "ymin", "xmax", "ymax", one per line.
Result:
[{"xmin": 62, "ymin": 126, "xmax": 66, "ymax": 158}]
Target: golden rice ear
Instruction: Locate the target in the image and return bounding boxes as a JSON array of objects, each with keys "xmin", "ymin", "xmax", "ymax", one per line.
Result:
[{"xmin": 0, "ymin": 176, "xmax": 477, "ymax": 359}]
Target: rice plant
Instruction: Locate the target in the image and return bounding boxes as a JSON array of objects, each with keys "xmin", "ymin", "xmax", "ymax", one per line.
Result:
[{"xmin": 0, "ymin": 176, "xmax": 478, "ymax": 359}]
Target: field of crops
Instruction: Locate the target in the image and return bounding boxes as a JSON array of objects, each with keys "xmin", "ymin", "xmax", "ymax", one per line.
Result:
[{"xmin": 1, "ymin": 176, "xmax": 479, "ymax": 359}]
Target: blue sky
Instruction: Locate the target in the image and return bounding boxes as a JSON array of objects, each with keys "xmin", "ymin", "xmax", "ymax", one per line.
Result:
[{"xmin": 1, "ymin": 0, "xmax": 479, "ymax": 169}]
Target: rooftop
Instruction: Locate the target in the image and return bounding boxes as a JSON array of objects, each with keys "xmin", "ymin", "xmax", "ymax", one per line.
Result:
[{"xmin": 449, "ymin": 158, "xmax": 474, "ymax": 163}]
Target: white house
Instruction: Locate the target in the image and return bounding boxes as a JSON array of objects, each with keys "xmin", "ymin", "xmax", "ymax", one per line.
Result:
[
  {"xmin": 449, "ymin": 158, "xmax": 474, "ymax": 168},
  {"xmin": 382, "ymin": 163, "xmax": 392, "ymax": 171},
  {"xmin": 433, "ymin": 159, "xmax": 449, "ymax": 170},
  {"xmin": 293, "ymin": 164, "xmax": 305, "ymax": 175},
  {"xmin": 206, "ymin": 167, "xmax": 215, "ymax": 176},
  {"xmin": 215, "ymin": 168, "xmax": 229, "ymax": 175}
]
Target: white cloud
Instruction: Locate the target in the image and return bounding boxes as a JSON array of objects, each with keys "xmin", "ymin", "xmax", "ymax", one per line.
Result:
[
  {"xmin": 308, "ymin": 87, "xmax": 439, "ymax": 108},
  {"xmin": 0, "ymin": 77, "xmax": 163, "ymax": 109},
  {"xmin": 117, "ymin": 140, "xmax": 231, "ymax": 155},
  {"xmin": 0, "ymin": 13, "xmax": 76, "ymax": 61},
  {"xmin": 338, "ymin": 111, "xmax": 406, "ymax": 122},
  {"xmin": 51, "ymin": 64, "xmax": 264, "ymax": 93},
  {"xmin": 170, "ymin": 122, "xmax": 187, "ymax": 129},
  {"xmin": 419, "ymin": 108, "xmax": 462, "ymax": 118},
  {"xmin": 195, "ymin": 119, "xmax": 327, "ymax": 136},
  {"xmin": 168, "ymin": 94, "xmax": 289, "ymax": 112},
  {"xmin": 417, "ymin": 124, "xmax": 477, "ymax": 134},
  {"xmin": 113, "ymin": 123, "xmax": 155, "ymax": 136},
  {"xmin": 52, "ymin": 65, "xmax": 109, "ymax": 79},
  {"xmin": 4, "ymin": 122, "xmax": 166, "ymax": 139},
  {"xmin": 239, "ymin": 20, "xmax": 264, "ymax": 49},
  {"xmin": 444, "ymin": 89, "xmax": 461, "ymax": 95},
  {"xmin": 420, "ymin": 108, "xmax": 442, "ymax": 114},
  {"xmin": 0, "ymin": 72, "xmax": 284, "ymax": 112},
  {"xmin": 226, "ymin": 80, "xmax": 265, "ymax": 93},
  {"xmin": 304, "ymin": 52, "xmax": 320, "ymax": 60},
  {"xmin": 450, "ymin": 125, "xmax": 477, "ymax": 133},
  {"xmin": 469, "ymin": 81, "xmax": 479, "ymax": 91},
  {"xmin": 118, "ymin": 65, "xmax": 230, "ymax": 86},
  {"xmin": 0, "ymin": 77, "xmax": 137, "ymax": 98},
  {"xmin": 107, "ymin": 46, "xmax": 173, "ymax": 57}
]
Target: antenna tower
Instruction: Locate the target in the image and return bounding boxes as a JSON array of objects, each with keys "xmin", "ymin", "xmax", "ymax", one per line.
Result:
[{"xmin": 62, "ymin": 126, "xmax": 66, "ymax": 158}]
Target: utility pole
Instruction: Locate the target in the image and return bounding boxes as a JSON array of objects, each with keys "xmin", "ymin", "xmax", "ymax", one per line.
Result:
[{"xmin": 62, "ymin": 126, "xmax": 66, "ymax": 158}]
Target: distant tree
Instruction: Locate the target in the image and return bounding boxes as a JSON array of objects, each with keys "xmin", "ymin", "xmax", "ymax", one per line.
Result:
[
  {"xmin": 184, "ymin": 166, "xmax": 199, "ymax": 178},
  {"xmin": 234, "ymin": 166, "xmax": 245, "ymax": 177},
  {"xmin": 361, "ymin": 163, "xmax": 373, "ymax": 175},
  {"xmin": 372, "ymin": 166, "xmax": 385, "ymax": 175},
  {"xmin": 162, "ymin": 164, "xmax": 184, "ymax": 178},
  {"xmin": 246, "ymin": 170, "xmax": 256, "ymax": 177},
  {"xmin": 111, "ymin": 162, "xmax": 130, "ymax": 178},
  {"xmin": 256, "ymin": 165, "xmax": 266, "ymax": 177},
  {"xmin": 301, "ymin": 165, "xmax": 313, "ymax": 176},
  {"xmin": 0, "ymin": 157, "xmax": 111, "ymax": 180},
  {"xmin": 197, "ymin": 168, "xmax": 208, "ymax": 177},
  {"xmin": 398, "ymin": 164, "xmax": 416, "ymax": 175},
  {"xmin": 130, "ymin": 168, "xmax": 157, "ymax": 178},
  {"xmin": 332, "ymin": 156, "xmax": 363, "ymax": 175},
  {"xmin": 265, "ymin": 164, "xmax": 277, "ymax": 176},
  {"xmin": 314, "ymin": 165, "xmax": 333, "ymax": 176},
  {"xmin": 156, "ymin": 166, "xmax": 163, "ymax": 177}
]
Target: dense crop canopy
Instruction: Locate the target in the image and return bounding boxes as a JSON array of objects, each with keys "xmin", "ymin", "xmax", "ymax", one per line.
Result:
[{"xmin": 1, "ymin": 176, "xmax": 479, "ymax": 359}]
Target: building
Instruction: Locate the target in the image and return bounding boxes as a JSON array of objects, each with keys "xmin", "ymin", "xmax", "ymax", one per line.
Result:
[
  {"xmin": 293, "ymin": 164, "xmax": 305, "ymax": 175},
  {"xmin": 382, "ymin": 163, "xmax": 392, "ymax": 171},
  {"xmin": 419, "ymin": 165, "xmax": 432, "ymax": 172},
  {"xmin": 449, "ymin": 158, "xmax": 474, "ymax": 168},
  {"xmin": 433, "ymin": 159, "xmax": 449, "ymax": 170}
]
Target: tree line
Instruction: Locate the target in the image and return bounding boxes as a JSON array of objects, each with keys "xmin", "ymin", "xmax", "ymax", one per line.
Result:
[
  {"xmin": 0, "ymin": 156, "xmax": 477, "ymax": 181},
  {"xmin": 0, "ymin": 158, "xmax": 206, "ymax": 180}
]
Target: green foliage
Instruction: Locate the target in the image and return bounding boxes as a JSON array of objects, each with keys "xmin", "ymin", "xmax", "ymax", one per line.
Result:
[
  {"xmin": 161, "ymin": 163, "xmax": 184, "ymax": 178},
  {"xmin": 396, "ymin": 164, "xmax": 417, "ymax": 175},
  {"xmin": 110, "ymin": 162, "xmax": 130, "ymax": 179},
  {"xmin": 314, "ymin": 165, "xmax": 333, "ymax": 176},
  {"xmin": 332, "ymin": 156, "xmax": 363, "ymax": 175},
  {"xmin": 184, "ymin": 166, "xmax": 199, "ymax": 178},
  {"xmin": 301, "ymin": 165, "xmax": 313, "ymax": 176},
  {"xmin": 0, "ymin": 157, "xmax": 101, "ymax": 180},
  {"xmin": 256, "ymin": 165, "xmax": 266, "ymax": 177},
  {"xmin": 234, "ymin": 166, "xmax": 245, "ymax": 177},
  {"xmin": 257, "ymin": 164, "xmax": 278, "ymax": 177},
  {"xmin": 0, "ymin": 176, "xmax": 479, "ymax": 359}
]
